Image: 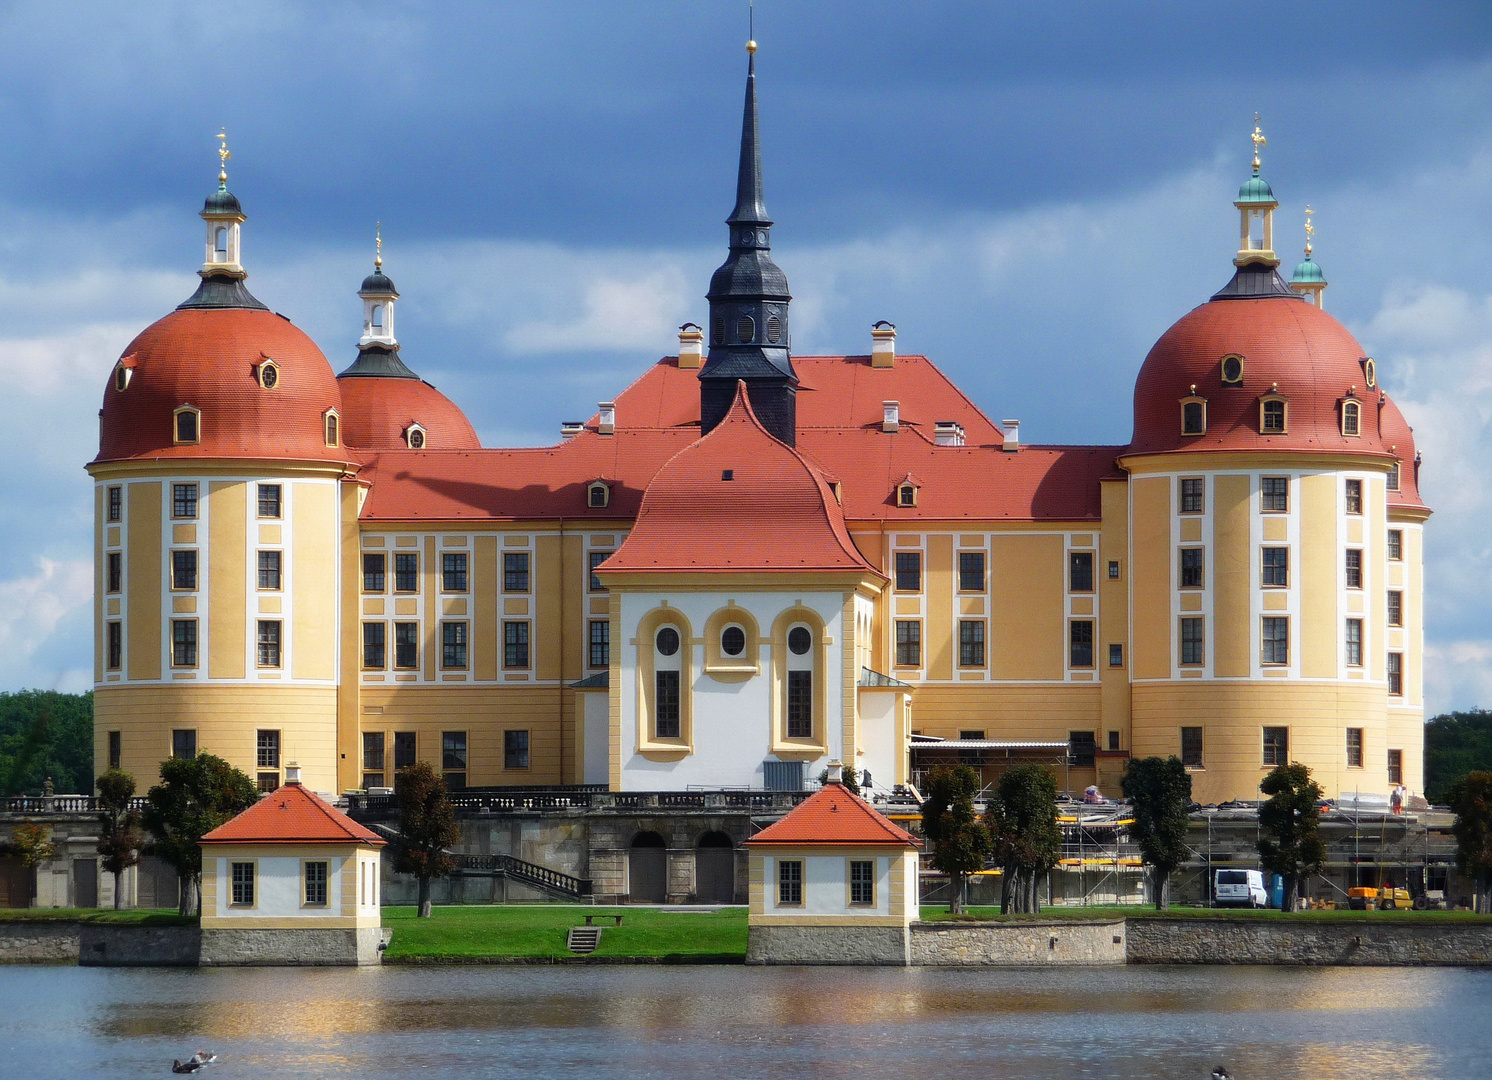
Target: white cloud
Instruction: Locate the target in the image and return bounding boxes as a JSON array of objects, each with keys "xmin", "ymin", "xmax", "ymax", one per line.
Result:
[{"xmin": 0, "ymin": 557, "xmax": 93, "ymax": 691}]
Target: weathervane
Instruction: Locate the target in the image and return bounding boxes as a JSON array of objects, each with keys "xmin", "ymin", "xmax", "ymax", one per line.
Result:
[
  {"xmin": 1303, "ymin": 205, "xmax": 1315, "ymax": 256},
  {"xmin": 747, "ymin": 0, "xmax": 756, "ymax": 53},
  {"xmin": 1251, "ymin": 113, "xmax": 1266, "ymax": 174},
  {"xmin": 375, "ymin": 222, "xmax": 383, "ymax": 268},
  {"xmin": 216, "ymin": 129, "xmax": 231, "ymax": 185}
]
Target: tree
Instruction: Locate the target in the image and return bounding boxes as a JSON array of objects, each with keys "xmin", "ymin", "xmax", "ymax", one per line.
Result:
[
  {"xmin": 96, "ymin": 768, "xmax": 146, "ymax": 910},
  {"xmin": 1257, "ymin": 762, "xmax": 1326, "ymax": 910},
  {"xmin": 1426, "ymin": 710, "xmax": 1492, "ymax": 803},
  {"xmin": 818, "ymin": 764, "xmax": 861, "ymax": 796},
  {"xmin": 394, "ymin": 762, "xmax": 461, "ymax": 917},
  {"xmin": 985, "ymin": 765, "xmax": 1062, "ymax": 914},
  {"xmin": 920, "ymin": 764, "xmax": 990, "ymax": 914},
  {"xmin": 1121, "ymin": 756, "xmax": 1194, "ymax": 910},
  {"xmin": 1446, "ymin": 771, "xmax": 1492, "ymax": 913},
  {"xmin": 142, "ymin": 754, "xmax": 258, "ymax": 915},
  {"xmin": 0, "ymin": 690, "xmax": 93, "ymax": 795}
]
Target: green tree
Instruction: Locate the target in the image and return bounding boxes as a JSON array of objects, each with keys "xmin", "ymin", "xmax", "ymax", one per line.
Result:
[
  {"xmin": 1446, "ymin": 771, "xmax": 1492, "ymax": 913},
  {"xmin": 985, "ymin": 764, "xmax": 1062, "ymax": 914},
  {"xmin": 1426, "ymin": 710, "xmax": 1492, "ymax": 803},
  {"xmin": 394, "ymin": 762, "xmax": 461, "ymax": 917},
  {"xmin": 0, "ymin": 691, "xmax": 93, "ymax": 796},
  {"xmin": 817, "ymin": 764, "xmax": 862, "ymax": 796},
  {"xmin": 96, "ymin": 768, "xmax": 145, "ymax": 910},
  {"xmin": 1257, "ymin": 762, "xmax": 1326, "ymax": 910},
  {"xmin": 920, "ymin": 764, "xmax": 990, "ymax": 914},
  {"xmin": 142, "ymin": 754, "xmax": 258, "ymax": 915},
  {"xmin": 1121, "ymin": 756, "xmax": 1194, "ymax": 910}
]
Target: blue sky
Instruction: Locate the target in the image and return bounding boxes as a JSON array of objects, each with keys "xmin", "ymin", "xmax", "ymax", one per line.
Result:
[{"xmin": 1, "ymin": 1, "xmax": 1490, "ymax": 712}]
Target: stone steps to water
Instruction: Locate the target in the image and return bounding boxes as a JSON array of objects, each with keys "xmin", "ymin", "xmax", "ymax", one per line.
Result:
[{"xmin": 566, "ymin": 927, "xmax": 602, "ymax": 954}]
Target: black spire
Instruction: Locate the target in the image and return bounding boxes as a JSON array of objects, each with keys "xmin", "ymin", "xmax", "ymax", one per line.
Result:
[{"xmin": 700, "ymin": 43, "xmax": 797, "ymax": 446}]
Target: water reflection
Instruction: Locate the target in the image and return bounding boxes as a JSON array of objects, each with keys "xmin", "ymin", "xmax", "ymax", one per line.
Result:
[{"xmin": 1, "ymin": 965, "xmax": 1487, "ymax": 1080}]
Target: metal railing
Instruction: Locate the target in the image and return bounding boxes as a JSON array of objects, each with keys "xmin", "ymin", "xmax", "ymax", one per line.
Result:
[{"xmin": 344, "ymin": 787, "xmax": 815, "ymax": 816}]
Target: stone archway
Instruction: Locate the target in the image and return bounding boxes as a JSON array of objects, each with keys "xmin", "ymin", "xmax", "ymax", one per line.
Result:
[
  {"xmin": 628, "ymin": 831, "xmax": 667, "ymax": 903},
  {"xmin": 695, "ymin": 831, "xmax": 735, "ymax": 903}
]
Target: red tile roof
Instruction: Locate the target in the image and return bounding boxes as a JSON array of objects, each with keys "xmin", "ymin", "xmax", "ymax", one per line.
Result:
[
  {"xmin": 602, "ymin": 381, "xmax": 879, "ymax": 574},
  {"xmin": 745, "ymin": 781, "xmax": 919, "ymax": 847},
  {"xmin": 200, "ymin": 782, "xmax": 385, "ymax": 846},
  {"xmin": 339, "ymin": 375, "xmax": 481, "ymax": 451}
]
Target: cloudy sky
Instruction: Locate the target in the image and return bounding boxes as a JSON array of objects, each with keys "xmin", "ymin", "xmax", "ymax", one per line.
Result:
[{"xmin": 1, "ymin": 2, "xmax": 1490, "ymax": 713}]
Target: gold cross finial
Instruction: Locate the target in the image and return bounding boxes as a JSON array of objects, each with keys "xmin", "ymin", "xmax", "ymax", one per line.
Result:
[
  {"xmin": 375, "ymin": 222, "xmax": 383, "ymax": 268},
  {"xmin": 1303, "ymin": 205, "xmax": 1315, "ymax": 256},
  {"xmin": 216, "ymin": 129, "xmax": 231, "ymax": 185},
  {"xmin": 1251, "ymin": 114, "xmax": 1266, "ymax": 174}
]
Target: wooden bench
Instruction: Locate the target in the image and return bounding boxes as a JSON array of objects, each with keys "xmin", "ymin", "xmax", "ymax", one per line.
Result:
[{"xmin": 583, "ymin": 914, "xmax": 624, "ymax": 927}]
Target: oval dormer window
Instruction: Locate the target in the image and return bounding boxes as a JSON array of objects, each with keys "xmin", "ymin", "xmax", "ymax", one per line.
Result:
[
  {"xmin": 736, "ymin": 315, "xmax": 755, "ymax": 343},
  {"xmin": 114, "ymin": 365, "xmax": 131, "ymax": 392},
  {"xmin": 1363, "ymin": 358, "xmax": 1377, "ymax": 388},
  {"xmin": 258, "ymin": 361, "xmax": 279, "ymax": 389},
  {"xmin": 656, "ymin": 626, "xmax": 680, "ymax": 657},
  {"xmin": 712, "ymin": 316, "xmax": 726, "ymax": 346},
  {"xmin": 407, "ymin": 427, "xmax": 425, "ymax": 449},
  {"xmin": 788, "ymin": 626, "xmax": 811, "ymax": 656},
  {"xmin": 766, "ymin": 314, "xmax": 782, "ymax": 344},
  {"xmin": 721, "ymin": 625, "xmax": 746, "ymax": 657},
  {"xmin": 1221, "ymin": 355, "xmax": 1244, "ymax": 386}
]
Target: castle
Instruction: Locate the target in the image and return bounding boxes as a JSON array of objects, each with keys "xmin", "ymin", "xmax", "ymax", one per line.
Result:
[{"xmin": 87, "ymin": 45, "xmax": 1428, "ymax": 807}]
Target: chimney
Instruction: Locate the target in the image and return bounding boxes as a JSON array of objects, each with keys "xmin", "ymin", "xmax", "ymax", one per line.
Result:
[
  {"xmin": 934, "ymin": 421, "xmax": 965, "ymax": 447},
  {"xmin": 826, "ymin": 760, "xmax": 844, "ymax": 784},
  {"xmin": 560, "ymin": 421, "xmax": 584, "ymax": 440},
  {"xmin": 677, "ymin": 323, "xmax": 704, "ymax": 369},
  {"xmin": 882, "ymin": 400, "xmax": 900, "ymax": 434},
  {"xmin": 598, "ymin": 401, "xmax": 616, "ymax": 436},
  {"xmin": 284, "ymin": 762, "xmax": 302, "ymax": 786},
  {"xmin": 1002, "ymin": 419, "xmax": 1020, "ymax": 451},
  {"xmin": 871, "ymin": 321, "xmax": 896, "ymax": 368}
]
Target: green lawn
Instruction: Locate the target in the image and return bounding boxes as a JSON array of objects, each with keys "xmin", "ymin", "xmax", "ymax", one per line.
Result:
[
  {"xmin": 920, "ymin": 904, "xmax": 1492, "ymax": 925},
  {"xmin": 382, "ymin": 904, "xmax": 748, "ymax": 961},
  {"xmin": 0, "ymin": 907, "xmax": 195, "ymax": 926}
]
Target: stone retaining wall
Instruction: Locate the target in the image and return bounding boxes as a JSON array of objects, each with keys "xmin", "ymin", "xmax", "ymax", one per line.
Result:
[
  {"xmin": 0, "ymin": 922, "xmax": 199, "ymax": 965},
  {"xmin": 747, "ymin": 924, "xmax": 910, "ymax": 965},
  {"xmin": 199, "ymin": 926, "xmax": 386, "ymax": 966},
  {"xmin": 1126, "ymin": 918, "xmax": 1492, "ymax": 966},
  {"xmin": 910, "ymin": 919, "xmax": 1127, "ymax": 966}
]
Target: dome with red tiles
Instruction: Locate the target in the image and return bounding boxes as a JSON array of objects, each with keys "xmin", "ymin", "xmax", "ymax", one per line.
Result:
[
  {"xmin": 1129, "ymin": 293, "xmax": 1395, "ymax": 459},
  {"xmin": 1379, "ymin": 394, "xmax": 1426, "ymax": 511},
  {"xmin": 337, "ymin": 361, "xmax": 480, "ymax": 450}
]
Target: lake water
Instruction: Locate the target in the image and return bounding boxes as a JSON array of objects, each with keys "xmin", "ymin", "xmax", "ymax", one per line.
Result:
[{"xmin": 0, "ymin": 965, "xmax": 1488, "ymax": 1080}]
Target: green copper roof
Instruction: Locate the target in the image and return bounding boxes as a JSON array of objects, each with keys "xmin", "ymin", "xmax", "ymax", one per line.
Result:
[
  {"xmin": 1236, "ymin": 174, "xmax": 1277, "ymax": 205},
  {"xmin": 1290, "ymin": 256, "xmax": 1326, "ymax": 285}
]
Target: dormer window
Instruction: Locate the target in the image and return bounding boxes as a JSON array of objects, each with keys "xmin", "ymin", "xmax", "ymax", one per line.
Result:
[
  {"xmin": 1362, "ymin": 357, "xmax": 1376, "ymax": 388},
  {"xmin": 1220, "ymin": 354, "xmax": 1244, "ymax": 386},
  {"xmin": 1260, "ymin": 395, "xmax": 1287, "ymax": 434},
  {"xmin": 113, "ymin": 364, "xmax": 132, "ymax": 392},
  {"xmin": 1341, "ymin": 398, "xmax": 1361, "ymax": 437},
  {"xmin": 256, "ymin": 359, "xmax": 279, "ymax": 389},
  {"xmin": 173, "ymin": 405, "xmax": 201, "ymax": 445},
  {"xmin": 404, "ymin": 423, "xmax": 426, "ymax": 449},
  {"xmin": 896, "ymin": 481, "xmax": 919, "ymax": 508},
  {"xmin": 1387, "ymin": 460, "xmax": 1401, "ymax": 491},
  {"xmin": 588, "ymin": 481, "xmax": 611, "ymax": 509},
  {"xmin": 323, "ymin": 409, "xmax": 340, "ymax": 447},
  {"xmin": 1181, "ymin": 392, "xmax": 1207, "ymax": 436}
]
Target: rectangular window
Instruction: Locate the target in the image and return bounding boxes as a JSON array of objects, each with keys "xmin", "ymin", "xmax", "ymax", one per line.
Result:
[
  {"xmin": 1387, "ymin": 530, "xmax": 1403, "ymax": 560},
  {"xmin": 1262, "ymin": 399, "xmax": 1286, "ymax": 433},
  {"xmin": 1069, "ymin": 731, "xmax": 1096, "ymax": 768},
  {"xmin": 1179, "ymin": 547, "xmax": 1204, "ymax": 588},
  {"xmin": 1388, "ymin": 652, "xmax": 1403, "ymax": 696},
  {"xmin": 1181, "ymin": 726, "xmax": 1203, "ymax": 768},
  {"xmin": 1069, "ymin": 551, "xmax": 1094, "ymax": 592},
  {"xmin": 172, "ymin": 483, "xmax": 198, "ymax": 519},
  {"xmin": 1261, "ymin": 546, "xmax": 1289, "ymax": 586},
  {"xmin": 362, "ymin": 553, "xmax": 386, "ymax": 592},
  {"xmin": 503, "ymin": 551, "xmax": 529, "ymax": 592},
  {"xmin": 107, "ymin": 552, "xmax": 122, "ymax": 593},
  {"xmin": 257, "ymin": 620, "xmax": 282, "ymax": 668},
  {"xmin": 958, "ymin": 621, "xmax": 986, "ymax": 667},
  {"xmin": 959, "ymin": 551, "xmax": 985, "ymax": 591},
  {"xmin": 442, "ymin": 552, "xmax": 468, "ymax": 592},
  {"xmin": 171, "ymin": 620, "xmax": 197, "ymax": 667},
  {"xmin": 171, "ymin": 549, "xmax": 198, "ymax": 590},
  {"xmin": 589, "ymin": 550, "xmax": 612, "ymax": 591},
  {"xmin": 108, "ymin": 730, "xmax": 121, "ymax": 770},
  {"xmin": 895, "ymin": 620, "xmax": 921, "ymax": 666},
  {"xmin": 441, "ymin": 731, "xmax": 467, "ymax": 771},
  {"xmin": 1180, "ymin": 477, "xmax": 1204, "ymax": 514},
  {"xmin": 304, "ymin": 862, "xmax": 328, "ymax": 907},
  {"xmin": 394, "ymin": 622, "xmax": 419, "ymax": 669},
  {"xmin": 1108, "ymin": 559, "xmax": 1121, "ymax": 580},
  {"xmin": 257, "ymin": 550, "xmax": 282, "ymax": 590},
  {"xmin": 172, "ymin": 728, "xmax": 196, "ymax": 759},
  {"xmin": 588, "ymin": 620, "xmax": 610, "ymax": 668},
  {"xmin": 394, "ymin": 731, "xmax": 417, "ymax": 769},
  {"xmin": 394, "ymin": 553, "xmax": 419, "ymax": 592},
  {"xmin": 256, "ymin": 729, "xmax": 280, "ymax": 769},
  {"xmin": 1108, "ymin": 643, "xmax": 1123, "ymax": 668},
  {"xmin": 1108, "ymin": 731, "xmax": 1120, "ymax": 751},
  {"xmin": 363, "ymin": 623, "xmax": 386, "ymax": 669},
  {"xmin": 1261, "ymin": 476, "xmax": 1289, "ymax": 512},
  {"xmin": 849, "ymin": 860, "xmax": 875, "ymax": 906},
  {"xmin": 1345, "ymin": 549, "xmax": 1363, "ymax": 589},
  {"xmin": 1387, "ymin": 748, "xmax": 1403, "ymax": 785},
  {"xmin": 107, "ymin": 486, "xmax": 122, "ymax": 522},
  {"xmin": 1069, "ymin": 620, "xmax": 1094, "ymax": 668},
  {"xmin": 787, "ymin": 670, "xmax": 813, "ymax": 739},
  {"xmin": 257, "ymin": 483, "xmax": 281, "ymax": 519},
  {"xmin": 1387, "ymin": 461, "xmax": 1401, "ymax": 491},
  {"xmin": 1346, "ymin": 727, "xmax": 1364, "ymax": 768},
  {"xmin": 1345, "ymin": 478, "xmax": 1363, "ymax": 515},
  {"xmin": 655, "ymin": 670, "xmax": 681, "ymax": 739},
  {"xmin": 106, "ymin": 622, "xmax": 122, "ymax": 670},
  {"xmin": 231, "ymin": 862, "xmax": 255, "ymax": 907},
  {"xmin": 1263, "ymin": 726, "xmax": 1289, "ymax": 766},
  {"xmin": 1180, "ymin": 617, "xmax": 1204, "ymax": 666},
  {"xmin": 778, "ymin": 859, "xmax": 803, "ymax": 906},
  {"xmin": 504, "ymin": 729, "xmax": 530, "ymax": 770},
  {"xmin": 502, "ymin": 621, "xmax": 529, "ymax": 669},
  {"xmin": 1388, "ymin": 590, "xmax": 1403, "ymax": 627},
  {"xmin": 257, "ymin": 771, "xmax": 279, "ymax": 794},
  {"xmin": 1262, "ymin": 616, "xmax": 1289, "ymax": 665},
  {"xmin": 1345, "ymin": 618, "xmax": 1363, "ymax": 667},
  {"xmin": 442, "ymin": 621, "xmax": 468, "ymax": 669},
  {"xmin": 363, "ymin": 731, "xmax": 385, "ymax": 772},
  {"xmin": 895, "ymin": 551, "xmax": 921, "ymax": 591}
]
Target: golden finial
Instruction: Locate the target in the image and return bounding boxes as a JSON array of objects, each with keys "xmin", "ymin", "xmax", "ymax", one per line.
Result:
[
  {"xmin": 216, "ymin": 129, "xmax": 231, "ymax": 185},
  {"xmin": 1303, "ymin": 205, "xmax": 1315, "ymax": 257},
  {"xmin": 746, "ymin": 0, "xmax": 756, "ymax": 53},
  {"xmin": 375, "ymin": 222, "xmax": 383, "ymax": 269},
  {"xmin": 1251, "ymin": 113, "xmax": 1266, "ymax": 174}
]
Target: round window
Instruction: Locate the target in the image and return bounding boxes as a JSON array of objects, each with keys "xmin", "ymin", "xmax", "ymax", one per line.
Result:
[
  {"xmin": 721, "ymin": 625, "xmax": 746, "ymax": 656},
  {"xmin": 788, "ymin": 626, "xmax": 811, "ymax": 655},
  {"xmin": 261, "ymin": 365, "xmax": 278, "ymax": 389},
  {"xmin": 1221, "ymin": 356, "xmax": 1243, "ymax": 384},
  {"xmin": 408, "ymin": 428, "xmax": 425, "ymax": 449},
  {"xmin": 736, "ymin": 315, "xmax": 755, "ymax": 343},
  {"xmin": 656, "ymin": 627, "xmax": 680, "ymax": 656}
]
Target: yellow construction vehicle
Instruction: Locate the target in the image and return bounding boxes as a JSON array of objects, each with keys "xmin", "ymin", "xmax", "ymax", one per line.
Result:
[{"xmin": 1347, "ymin": 885, "xmax": 1413, "ymax": 910}]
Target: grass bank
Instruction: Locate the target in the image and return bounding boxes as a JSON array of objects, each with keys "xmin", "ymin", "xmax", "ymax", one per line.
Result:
[
  {"xmin": 0, "ymin": 907, "xmax": 195, "ymax": 926},
  {"xmin": 382, "ymin": 904, "xmax": 747, "ymax": 962},
  {"xmin": 920, "ymin": 904, "xmax": 1492, "ymax": 925}
]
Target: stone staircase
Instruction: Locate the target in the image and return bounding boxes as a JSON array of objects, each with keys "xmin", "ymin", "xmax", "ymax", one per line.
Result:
[{"xmin": 566, "ymin": 926, "xmax": 602, "ymax": 954}]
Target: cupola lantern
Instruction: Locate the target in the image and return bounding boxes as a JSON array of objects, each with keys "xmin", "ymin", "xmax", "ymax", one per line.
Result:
[
  {"xmin": 358, "ymin": 225, "xmax": 399, "ymax": 348},
  {"xmin": 1289, "ymin": 206, "xmax": 1328, "ymax": 309},
  {"xmin": 1234, "ymin": 116, "xmax": 1279, "ymax": 268},
  {"xmin": 200, "ymin": 130, "xmax": 246, "ymax": 277}
]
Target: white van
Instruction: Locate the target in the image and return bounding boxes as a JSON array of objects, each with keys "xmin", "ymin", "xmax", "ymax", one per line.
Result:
[{"xmin": 1214, "ymin": 869, "xmax": 1269, "ymax": 908}]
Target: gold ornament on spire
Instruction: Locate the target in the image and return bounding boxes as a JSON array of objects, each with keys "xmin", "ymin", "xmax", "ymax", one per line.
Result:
[
  {"xmin": 1251, "ymin": 113, "xmax": 1266, "ymax": 174},
  {"xmin": 375, "ymin": 222, "xmax": 383, "ymax": 268},
  {"xmin": 1303, "ymin": 205, "xmax": 1315, "ymax": 257},
  {"xmin": 746, "ymin": 0, "xmax": 756, "ymax": 53},
  {"xmin": 216, "ymin": 129, "xmax": 231, "ymax": 184}
]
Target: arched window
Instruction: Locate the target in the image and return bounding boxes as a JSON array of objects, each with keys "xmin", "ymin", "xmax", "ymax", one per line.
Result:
[
  {"xmin": 587, "ymin": 481, "xmax": 610, "ymax": 508},
  {"xmin": 654, "ymin": 625, "xmax": 682, "ymax": 740},
  {"xmin": 214, "ymin": 227, "xmax": 228, "ymax": 256},
  {"xmin": 785, "ymin": 624, "xmax": 813, "ymax": 739},
  {"xmin": 173, "ymin": 405, "xmax": 200, "ymax": 445},
  {"xmin": 1181, "ymin": 396, "xmax": 1207, "ymax": 436},
  {"xmin": 897, "ymin": 483, "xmax": 918, "ymax": 508},
  {"xmin": 324, "ymin": 410, "xmax": 340, "ymax": 447},
  {"xmin": 1341, "ymin": 399, "xmax": 1361, "ymax": 437},
  {"xmin": 371, "ymin": 304, "xmax": 384, "ymax": 330},
  {"xmin": 1260, "ymin": 396, "xmax": 1287, "ymax": 434},
  {"xmin": 771, "ymin": 607, "xmax": 828, "ymax": 752}
]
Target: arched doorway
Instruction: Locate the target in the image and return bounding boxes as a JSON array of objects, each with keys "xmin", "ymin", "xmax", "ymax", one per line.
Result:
[
  {"xmin": 629, "ymin": 832, "xmax": 667, "ymax": 903},
  {"xmin": 695, "ymin": 831, "xmax": 735, "ymax": 903}
]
